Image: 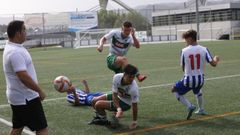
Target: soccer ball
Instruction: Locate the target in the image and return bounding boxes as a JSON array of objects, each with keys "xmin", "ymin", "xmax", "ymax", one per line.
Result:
[{"xmin": 53, "ymin": 76, "xmax": 72, "ymax": 92}]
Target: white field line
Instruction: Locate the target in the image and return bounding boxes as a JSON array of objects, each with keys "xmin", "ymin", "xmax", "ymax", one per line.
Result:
[
  {"xmin": 140, "ymin": 74, "xmax": 240, "ymax": 90},
  {"xmin": 0, "ymin": 73, "xmax": 240, "ymax": 134},
  {"xmin": 1, "ymin": 74, "xmax": 240, "ymax": 109}
]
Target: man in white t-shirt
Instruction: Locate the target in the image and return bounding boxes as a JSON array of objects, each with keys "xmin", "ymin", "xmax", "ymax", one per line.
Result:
[
  {"xmin": 3, "ymin": 20, "xmax": 48, "ymax": 135},
  {"xmin": 171, "ymin": 29, "xmax": 219, "ymax": 120},
  {"xmin": 89, "ymin": 64, "xmax": 139, "ymax": 129},
  {"xmin": 97, "ymin": 21, "xmax": 146, "ymax": 82}
]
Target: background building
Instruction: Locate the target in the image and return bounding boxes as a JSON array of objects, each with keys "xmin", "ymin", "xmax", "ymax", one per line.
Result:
[{"xmin": 152, "ymin": 2, "xmax": 240, "ymax": 40}]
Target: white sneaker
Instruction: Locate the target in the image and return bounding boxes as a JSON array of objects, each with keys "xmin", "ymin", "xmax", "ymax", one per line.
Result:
[{"xmin": 195, "ymin": 109, "xmax": 207, "ymax": 115}]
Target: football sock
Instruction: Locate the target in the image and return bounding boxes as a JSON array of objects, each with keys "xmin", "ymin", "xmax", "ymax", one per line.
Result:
[
  {"xmin": 97, "ymin": 114, "xmax": 106, "ymax": 119},
  {"xmin": 174, "ymin": 92, "xmax": 192, "ymax": 108},
  {"xmin": 195, "ymin": 91, "xmax": 204, "ymax": 110}
]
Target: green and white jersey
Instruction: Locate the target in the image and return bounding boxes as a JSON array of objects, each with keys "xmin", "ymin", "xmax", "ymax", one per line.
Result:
[
  {"xmin": 104, "ymin": 30, "xmax": 134, "ymax": 56},
  {"xmin": 112, "ymin": 73, "xmax": 139, "ymax": 106}
]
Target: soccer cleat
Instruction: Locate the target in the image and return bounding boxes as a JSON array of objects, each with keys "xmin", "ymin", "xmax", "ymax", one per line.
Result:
[
  {"xmin": 195, "ymin": 109, "xmax": 207, "ymax": 115},
  {"xmin": 110, "ymin": 115, "xmax": 120, "ymax": 128},
  {"xmin": 187, "ymin": 105, "xmax": 196, "ymax": 120},
  {"xmin": 88, "ymin": 116, "xmax": 100, "ymax": 125},
  {"xmin": 88, "ymin": 116, "xmax": 111, "ymax": 125},
  {"xmin": 137, "ymin": 74, "xmax": 147, "ymax": 82}
]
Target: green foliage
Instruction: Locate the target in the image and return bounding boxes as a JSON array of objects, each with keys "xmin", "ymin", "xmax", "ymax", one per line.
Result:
[
  {"xmin": 98, "ymin": 10, "xmax": 119, "ymax": 28},
  {"xmin": 97, "ymin": 10, "xmax": 150, "ymax": 31}
]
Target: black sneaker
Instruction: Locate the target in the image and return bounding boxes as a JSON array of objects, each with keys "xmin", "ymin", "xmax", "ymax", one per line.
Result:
[
  {"xmin": 186, "ymin": 105, "xmax": 196, "ymax": 120},
  {"xmin": 110, "ymin": 115, "xmax": 120, "ymax": 128},
  {"xmin": 88, "ymin": 117, "xmax": 111, "ymax": 125}
]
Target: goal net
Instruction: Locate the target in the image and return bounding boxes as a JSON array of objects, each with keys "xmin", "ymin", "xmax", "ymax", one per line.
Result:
[{"xmin": 73, "ymin": 28, "xmax": 119, "ymax": 48}]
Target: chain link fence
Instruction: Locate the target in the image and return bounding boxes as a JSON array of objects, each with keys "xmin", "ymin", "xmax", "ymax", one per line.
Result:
[{"xmin": 1, "ymin": 5, "xmax": 240, "ymax": 49}]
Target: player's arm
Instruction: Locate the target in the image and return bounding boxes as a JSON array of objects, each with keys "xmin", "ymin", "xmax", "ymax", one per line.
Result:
[
  {"xmin": 67, "ymin": 86, "xmax": 80, "ymax": 105},
  {"xmin": 97, "ymin": 37, "xmax": 107, "ymax": 52},
  {"xmin": 113, "ymin": 92, "xmax": 123, "ymax": 118},
  {"xmin": 81, "ymin": 80, "xmax": 90, "ymax": 93},
  {"xmin": 131, "ymin": 28, "xmax": 140, "ymax": 48},
  {"xmin": 180, "ymin": 51, "xmax": 185, "ymax": 72},
  {"xmin": 210, "ymin": 55, "xmax": 219, "ymax": 67},
  {"xmin": 129, "ymin": 102, "xmax": 138, "ymax": 129},
  {"xmin": 16, "ymin": 71, "xmax": 46, "ymax": 101},
  {"xmin": 181, "ymin": 65, "xmax": 185, "ymax": 72}
]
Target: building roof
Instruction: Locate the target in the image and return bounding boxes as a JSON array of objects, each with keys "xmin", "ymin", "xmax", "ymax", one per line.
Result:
[{"xmin": 152, "ymin": 2, "xmax": 240, "ymax": 16}]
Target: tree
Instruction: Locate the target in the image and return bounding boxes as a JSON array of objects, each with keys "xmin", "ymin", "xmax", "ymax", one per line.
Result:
[
  {"xmin": 97, "ymin": 10, "xmax": 151, "ymax": 35},
  {"xmin": 98, "ymin": 10, "xmax": 118, "ymax": 28}
]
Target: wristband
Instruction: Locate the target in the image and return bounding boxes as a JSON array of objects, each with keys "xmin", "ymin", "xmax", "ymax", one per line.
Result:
[
  {"xmin": 132, "ymin": 121, "xmax": 137, "ymax": 124},
  {"xmin": 117, "ymin": 107, "xmax": 122, "ymax": 112}
]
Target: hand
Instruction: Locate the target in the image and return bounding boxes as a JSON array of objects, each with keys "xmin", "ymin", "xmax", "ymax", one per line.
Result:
[
  {"xmin": 39, "ymin": 90, "xmax": 46, "ymax": 101},
  {"xmin": 67, "ymin": 86, "xmax": 75, "ymax": 93},
  {"xmin": 81, "ymin": 80, "xmax": 87, "ymax": 84},
  {"xmin": 214, "ymin": 55, "xmax": 220, "ymax": 62},
  {"xmin": 116, "ymin": 107, "xmax": 124, "ymax": 118},
  {"xmin": 116, "ymin": 111, "xmax": 123, "ymax": 118},
  {"xmin": 129, "ymin": 121, "xmax": 138, "ymax": 129},
  {"xmin": 131, "ymin": 27, "xmax": 136, "ymax": 36},
  {"xmin": 97, "ymin": 45, "xmax": 103, "ymax": 52}
]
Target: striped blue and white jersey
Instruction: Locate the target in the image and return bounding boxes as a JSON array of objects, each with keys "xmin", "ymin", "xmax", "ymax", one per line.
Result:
[
  {"xmin": 180, "ymin": 45, "xmax": 213, "ymax": 88},
  {"xmin": 104, "ymin": 30, "xmax": 134, "ymax": 56},
  {"xmin": 66, "ymin": 89, "xmax": 103, "ymax": 106}
]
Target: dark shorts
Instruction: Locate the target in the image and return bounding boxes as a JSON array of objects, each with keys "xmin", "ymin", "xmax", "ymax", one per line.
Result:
[
  {"xmin": 10, "ymin": 97, "xmax": 48, "ymax": 131},
  {"xmin": 174, "ymin": 80, "xmax": 203, "ymax": 95},
  {"xmin": 86, "ymin": 92, "xmax": 104, "ymax": 106}
]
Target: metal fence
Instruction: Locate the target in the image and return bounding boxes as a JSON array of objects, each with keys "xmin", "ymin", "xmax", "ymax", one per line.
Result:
[{"xmin": 1, "ymin": 5, "xmax": 240, "ymax": 49}]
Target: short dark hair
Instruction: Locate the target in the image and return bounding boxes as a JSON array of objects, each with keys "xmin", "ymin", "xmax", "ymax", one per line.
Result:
[
  {"xmin": 182, "ymin": 29, "xmax": 197, "ymax": 41},
  {"xmin": 7, "ymin": 20, "xmax": 24, "ymax": 39},
  {"xmin": 123, "ymin": 64, "xmax": 138, "ymax": 76},
  {"xmin": 122, "ymin": 21, "xmax": 132, "ymax": 28}
]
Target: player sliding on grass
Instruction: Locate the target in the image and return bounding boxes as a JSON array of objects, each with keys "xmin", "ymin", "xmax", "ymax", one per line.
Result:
[
  {"xmin": 97, "ymin": 21, "xmax": 146, "ymax": 82},
  {"xmin": 64, "ymin": 80, "xmax": 104, "ymax": 106},
  {"xmin": 171, "ymin": 29, "xmax": 220, "ymax": 120},
  {"xmin": 89, "ymin": 64, "xmax": 140, "ymax": 129}
]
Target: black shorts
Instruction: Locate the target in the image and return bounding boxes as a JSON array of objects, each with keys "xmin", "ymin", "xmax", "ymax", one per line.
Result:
[{"xmin": 10, "ymin": 97, "xmax": 48, "ymax": 131}]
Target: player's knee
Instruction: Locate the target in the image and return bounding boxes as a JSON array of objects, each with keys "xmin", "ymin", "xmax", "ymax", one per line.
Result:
[
  {"xmin": 196, "ymin": 92, "xmax": 202, "ymax": 97},
  {"xmin": 121, "ymin": 57, "xmax": 128, "ymax": 62},
  {"xmin": 171, "ymin": 86, "xmax": 177, "ymax": 93},
  {"xmin": 91, "ymin": 97, "xmax": 97, "ymax": 106},
  {"xmin": 94, "ymin": 101, "xmax": 102, "ymax": 109},
  {"xmin": 118, "ymin": 56, "xmax": 128, "ymax": 65}
]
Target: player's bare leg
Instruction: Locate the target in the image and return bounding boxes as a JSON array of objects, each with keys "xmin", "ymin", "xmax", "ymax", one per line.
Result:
[
  {"xmin": 91, "ymin": 94, "xmax": 107, "ymax": 108},
  {"xmin": 9, "ymin": 127, "xmax": 24, "ymax": 135},
  {"xmin": 172, "ymin": 86, "xmax": 196, "ymax": 120},
  {"xmin": 89, "ymin": 101, "xmax": 111, "ymax": 125}
]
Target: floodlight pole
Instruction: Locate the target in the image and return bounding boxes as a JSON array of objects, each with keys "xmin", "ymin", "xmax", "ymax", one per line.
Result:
[
  {"xmin": 42, "ymin": 13, "xmax": 46, "ymax": 50},
  {"xmin": 196, "ymin": 0, "xmax": 200, "ymax": 40}
]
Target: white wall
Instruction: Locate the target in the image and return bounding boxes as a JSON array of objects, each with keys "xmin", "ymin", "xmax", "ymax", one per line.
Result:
[{"xmin": 151, "ymin": 21, "xmax": 235, "ymax": 40}]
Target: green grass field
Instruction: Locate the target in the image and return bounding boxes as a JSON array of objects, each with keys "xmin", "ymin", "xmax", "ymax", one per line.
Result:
[{"xmin": 0, "ymin": 40, "xmax": 240, "ymax": 135}]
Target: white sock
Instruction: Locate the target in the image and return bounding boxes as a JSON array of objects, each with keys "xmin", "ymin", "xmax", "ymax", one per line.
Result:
[
  {"xmin": 97, "ymin": 114, "xmax": 106, "ymax": 119},
  {"xmin": 174, "ymin": 92, "xmax": 192, "ymax": 109},
  {"xmin": 195, "ymin": 90, "xmax": 204, "ymax": 110}
]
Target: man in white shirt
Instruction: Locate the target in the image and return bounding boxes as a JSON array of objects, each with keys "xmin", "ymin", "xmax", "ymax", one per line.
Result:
[
  {"xmin": 171, "ymin": 29, "xmax": 219, "ymax": 120},
  {"xmin": 97, "ymin": 21, "xmax": 146, "ymax": 82},
  {"xmin": 89, "ymin": 64, "xmax": 139, "ymax": 129},
  {"xmin": 3, "ymin": 20, "xmax": 48, "ymax": 135}
]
